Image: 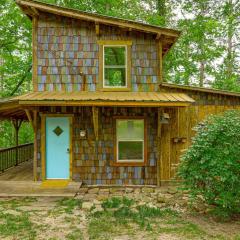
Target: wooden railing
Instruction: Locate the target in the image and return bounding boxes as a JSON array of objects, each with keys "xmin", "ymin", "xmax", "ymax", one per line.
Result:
[{"xmin": 0, "ymin": 143, "xmax": 33, "ymax": 172}]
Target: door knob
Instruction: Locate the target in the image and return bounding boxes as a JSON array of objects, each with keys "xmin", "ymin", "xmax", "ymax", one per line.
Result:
[{"xmin": 66, "ymin": 148, "xmax": 70, "ymax": 153}]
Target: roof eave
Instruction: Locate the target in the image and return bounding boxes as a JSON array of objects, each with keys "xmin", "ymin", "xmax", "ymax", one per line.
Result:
[
  {"xmin": 160, "ymin": 83, "xmax": 240, "ymax": 97},
  {"xmin": 15, "ymin": 0, "xmax": 181, "ymax": 38}
]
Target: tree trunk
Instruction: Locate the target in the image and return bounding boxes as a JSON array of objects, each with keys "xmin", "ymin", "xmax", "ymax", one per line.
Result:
[
  {"xmin": 157, "ymin": 0, "xmax": 166, "ymax": 26},
  {"xmin": 226, "ymin": 0, "xmax": 234, "ymax": 79},
  {"xmin": 199, "ymin": 61, "xmax": 205, "ymax": 87}
]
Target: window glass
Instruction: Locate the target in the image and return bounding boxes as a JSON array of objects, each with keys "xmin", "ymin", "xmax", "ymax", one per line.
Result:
[
  {"xmin": 104, "ymin": 46, "xmax": 126, "ymax": 87},
  {"xmin": 116, "ymin": 119, "xmax": 144, "ymax": 162}
]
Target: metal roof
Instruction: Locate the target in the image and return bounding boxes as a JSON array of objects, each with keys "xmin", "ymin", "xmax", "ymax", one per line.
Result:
[
  {"xmin": 0, "ymin": 91, "xmax": 194, "ymax": 120},
  {"xmin": 160, "ymin": 83, "xmax": 240, "ymax": 97},
  {"xmin": 13, "ymin": 91, "xmax": 194, "ymax": 106}
]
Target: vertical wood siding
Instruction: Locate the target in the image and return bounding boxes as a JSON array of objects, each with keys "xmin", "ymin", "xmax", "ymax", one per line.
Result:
[{"xmin": 159, "ymin": 88, "xmax": 240, "ymax": 181}]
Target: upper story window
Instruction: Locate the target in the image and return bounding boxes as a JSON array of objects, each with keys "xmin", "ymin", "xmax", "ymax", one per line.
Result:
[
  {"xmin": 97, "ymin": 40, "xmax": 132, "ymax": 91},
  {"xmin": 103, "ymin": 46, "xmax": 127, "ymax": 88}
]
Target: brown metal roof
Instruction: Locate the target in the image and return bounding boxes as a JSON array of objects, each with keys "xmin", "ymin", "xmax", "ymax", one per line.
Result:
[
  {"xmin": 0, "ymin": 91, "xmax": 194, "ymax": 120},
  {"xmin": 13, "ymin": 91, "xmax": 194, "ymax": 106},
  {"xmin": 160, "ymin": 83, "xmax": 240, "ymax": 97}
]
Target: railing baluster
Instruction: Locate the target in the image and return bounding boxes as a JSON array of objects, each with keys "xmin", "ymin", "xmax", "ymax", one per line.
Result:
[{"xmin": 0, "ymin": 143, "xmax": 33, "ymax": 173}]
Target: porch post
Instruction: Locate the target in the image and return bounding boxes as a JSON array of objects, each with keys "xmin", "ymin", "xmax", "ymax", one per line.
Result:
[
  {"xmin": 33, "ymin": 110, "xmax": 38, "ymax": 181},
  {"xmin": 12, "ymin": 119, "xmax": 23, "ymax": 166},
  {"xmin": 25, "ymin": 109, "xmax": 38, "ymax": 181},
  {"xmin": 157, "ymin": 108, "xmax": 163, "ymax": 186}
]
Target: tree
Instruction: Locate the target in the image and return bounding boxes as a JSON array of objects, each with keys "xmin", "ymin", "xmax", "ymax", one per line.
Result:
[{"xmin": 212, "ymin": 0, "xmax": 240, "ymax": 91}]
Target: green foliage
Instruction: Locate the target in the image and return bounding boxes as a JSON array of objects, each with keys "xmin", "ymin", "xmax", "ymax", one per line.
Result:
[
  {"xmin": 102, "ymin": 196, "xmax": 134, "ymax": 209},
  {"xmin": 100, "ymin": 197, "xmax": 177, "ymax": 230},
  {"xmin": 0, "ymin": 211, "xmax": 36, "ymax": 239},
  {"xmin": 56, "ymin": 198, "xmax": 82, "ymax": 213},
  {"xmin": 178, "ymin": 110, "xmax": 240, "ymax": 217}
]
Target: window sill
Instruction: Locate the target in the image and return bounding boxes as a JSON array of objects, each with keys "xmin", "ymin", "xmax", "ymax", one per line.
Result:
[
  {"xmin": 111, "ymin": 161, "xmax": 147, "ymax": 167},
  {"xmin": 99, "ymin": 88, "xmax": 131, "ymax": 92}
]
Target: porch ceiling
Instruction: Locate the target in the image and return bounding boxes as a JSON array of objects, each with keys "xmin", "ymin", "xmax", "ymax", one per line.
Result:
[{"xmin": 0, "ymin": 91, "xmax": 195, "ymax": 119}]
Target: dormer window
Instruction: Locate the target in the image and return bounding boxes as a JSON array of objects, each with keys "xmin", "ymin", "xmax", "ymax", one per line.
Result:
[
  {"xmin": 97, "ymin": 40, "xmax": 132, "ymax": 91},
  {"xmin": 103, "ymin": 46, "xmax": 126, "ymax": 88}
]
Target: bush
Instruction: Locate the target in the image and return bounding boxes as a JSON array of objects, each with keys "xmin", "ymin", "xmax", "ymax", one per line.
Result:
[{"xmin": 178, "ymin": 110, "xmax": 240, "ymax": 217}]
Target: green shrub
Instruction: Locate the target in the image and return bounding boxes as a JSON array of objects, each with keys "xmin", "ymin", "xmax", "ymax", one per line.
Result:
[{"xmin": 178, "ymin": 110, "xmax": 240, "ymax": 217}]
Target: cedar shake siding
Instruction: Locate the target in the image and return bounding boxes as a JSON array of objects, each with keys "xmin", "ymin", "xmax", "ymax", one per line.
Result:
[
  {"xmin": 37, "ymin": 13, "xmax": 159, "ymax": 92},
  {"xmin": 36, "ymin": 107, "xmax": 158, "ymax": 185}
]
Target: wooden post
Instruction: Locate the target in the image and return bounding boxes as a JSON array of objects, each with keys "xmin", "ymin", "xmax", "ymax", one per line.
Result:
[
  {"xmin": 12, "ymin": 119, "xmax": 23, "ymax": 166},
  {"xmin": 25, "ymin": 109, "xmax": 38, "ymax": 181},
  {"xmin": 92, "ymin": 106, "xmax": 99, "ymax": 140},
  {"xmin": 33, "ymin": 110, "xmax": 38, "ymax": 181},
  {"xmin": 157, "ymin": 108, "xmax": 163, "ymax": 186}
]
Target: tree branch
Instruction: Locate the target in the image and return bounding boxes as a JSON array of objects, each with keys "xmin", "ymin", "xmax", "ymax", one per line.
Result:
[{"xmin": 10, "ymin": 64, "xmax": 32, "ymax": 96}]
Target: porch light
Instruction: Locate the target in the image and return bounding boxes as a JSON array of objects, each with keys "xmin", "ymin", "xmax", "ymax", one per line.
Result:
[
  {"xmin": 160, "ymin": 113, "xmax": 170, "ymax": 124},
  {"xmin": 79, "ymin": 130, "xmax": 87, "ymax": 139}
]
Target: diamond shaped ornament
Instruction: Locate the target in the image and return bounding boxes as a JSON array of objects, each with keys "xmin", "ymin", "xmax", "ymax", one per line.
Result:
[{"xmin": 53, "ymin": 126, "xmax": 63, "ymax": 136}]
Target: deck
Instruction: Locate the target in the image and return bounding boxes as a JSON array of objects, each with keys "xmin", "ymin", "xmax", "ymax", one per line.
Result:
[
  {"xmin": 0, "ymin": 160, "xmax": 33, "ymax": 181},
  {"xmin": 0, "ymin": 161, "xmax": 81, "ymax": 197}
]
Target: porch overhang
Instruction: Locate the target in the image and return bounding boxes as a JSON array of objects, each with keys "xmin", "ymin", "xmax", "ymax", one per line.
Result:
[{"xmin": 0, "ymin": 91, "xmax": 195, "ymax": 119}]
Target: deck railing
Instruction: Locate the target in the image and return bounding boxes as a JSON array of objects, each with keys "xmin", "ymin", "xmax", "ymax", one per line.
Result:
[{"xmin": 0, "ymin": 143, "xmax": 33, "ymax": 172}]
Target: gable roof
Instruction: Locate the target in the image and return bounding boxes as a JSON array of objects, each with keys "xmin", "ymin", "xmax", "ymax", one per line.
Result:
[
  {"xmin": 160, "ymin": 82, "xmax": 240, "ymax": 98},
  {"xmin": 16, "ymin": 0, "xmax": 180, "ymax": 56}
]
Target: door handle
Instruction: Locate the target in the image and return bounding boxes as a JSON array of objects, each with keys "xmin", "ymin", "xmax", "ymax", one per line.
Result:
[{"xmin": 66, "ymin": 148, "xmax": 70, "ymax": 154}]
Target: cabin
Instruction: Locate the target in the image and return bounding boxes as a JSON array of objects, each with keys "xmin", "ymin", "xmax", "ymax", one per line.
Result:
[{"xmin": 0, "ymin": 0, "xmax": 239, "ymax": 187}]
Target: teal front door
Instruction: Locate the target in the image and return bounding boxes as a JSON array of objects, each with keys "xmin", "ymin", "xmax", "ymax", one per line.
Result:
[{"xmin": 46, "ymin": 117, "xmax": 70, "ymax": 179}]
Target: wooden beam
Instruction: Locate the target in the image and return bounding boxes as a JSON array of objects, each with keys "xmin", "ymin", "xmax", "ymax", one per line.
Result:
[
  {"xmin": 156, "ymin": 33, "xmax": 161, "ymax": 40},
  {"xmin": 25, "ymin": 109, "xmax": 34, "ymax": 128},
  {"xmin": 20, "ymin": 101, "xmax": 191, "ymax": 107},
  {"xmin": 97, "ymin": 40, "xmax": 133, "ymax": 45},
  {"xmin": 12, "ymin": 119, "xmax": 23, "ymax": 166},
  {"xmin": 33, "ymin": 110, "xmax": 38, "ymax": 181},
  {"xmin": 95, "ymin": 22, "xmax": 100, "ymax": 36},
  {"xmin": 30, "ymin": 7, "xmax": 39, "ymax": 16},
  {"xmin": 157, "ymin": 108, "xmax": 163, "ymax": 186},
  {"xmin": 92, "ymin": 106, "xmax": 99, "ymax": 140}
]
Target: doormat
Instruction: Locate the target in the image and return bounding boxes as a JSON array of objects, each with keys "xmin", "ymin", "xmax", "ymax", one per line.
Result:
[{"xmin": 40, "ymin": 180, "xmax": 69, "ymax": 188}]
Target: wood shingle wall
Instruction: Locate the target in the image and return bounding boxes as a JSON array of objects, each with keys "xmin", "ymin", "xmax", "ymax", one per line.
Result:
[
  {"xmin": 36, "ymin": 12, "xmax": 159, "ymax": 92},
  {"xmin": 36, "ymin": 106, "xmax": 158, "ymax": 185}
]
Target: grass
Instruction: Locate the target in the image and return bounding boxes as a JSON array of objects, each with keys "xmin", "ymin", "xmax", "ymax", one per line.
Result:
[
  {"xmin": 56, "ymin": 197, "xmax": 82, "ymax": 214},
  {"xmin": 0, "ymin": 212, "xmax": 36, "ymax": 239},
  {"xmin": 66, "ymin": 228, "xmax": 84, "ymax": 240},
  {"xmin": 0, "ymin": 196, "xmax": 239, "ymax": 239}
]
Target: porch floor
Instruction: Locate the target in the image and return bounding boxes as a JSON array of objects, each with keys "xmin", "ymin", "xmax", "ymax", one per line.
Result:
[
  {"xmin": 0, "ymin": 161, "xmax": 82, "ymax": 197},
  {"xmin": 0, "ymin": 160, "xmax": 33, "ymax": 181}
]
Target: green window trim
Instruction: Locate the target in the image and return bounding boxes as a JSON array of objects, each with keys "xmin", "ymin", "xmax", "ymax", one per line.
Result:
[{"xmin": 97, "ymin": 40, "xmax": 132, "ymax": 91}]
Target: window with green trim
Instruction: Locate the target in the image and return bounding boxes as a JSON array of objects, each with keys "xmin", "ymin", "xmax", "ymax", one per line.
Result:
[{"xmin": 103, "ymin": 46, "xmax": 127, "ymax": 88}]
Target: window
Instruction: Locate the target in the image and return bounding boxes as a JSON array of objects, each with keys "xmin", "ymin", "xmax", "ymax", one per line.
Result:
[
  {"xmin": 97, "ymin": 40, "xmax": 132, "ymax": 91},
  {"xmin": 116, "ymin": 118, "xmax": 146, "ymax": 165},
  {"xmin": 103, "ymin": 46, "xmax": 127, "ymax": 88}
]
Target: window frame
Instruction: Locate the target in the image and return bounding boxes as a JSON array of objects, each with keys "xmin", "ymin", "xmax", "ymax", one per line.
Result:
[
  {"xmin": 103, "ymin": 45, "xmax": 127, "ymax": 89},
  {"xmin": 113, "ymin": 116, "xmax": 147, "ymax": 166},
  {"xmin": 97, "ymin": 40, "xmax": 132, "ymax": 91}
]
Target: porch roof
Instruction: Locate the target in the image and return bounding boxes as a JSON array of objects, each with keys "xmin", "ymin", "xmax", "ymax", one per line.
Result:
[{"xmin": 0, "ymin": 91, "xmax": 194, "ymax": 120}]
